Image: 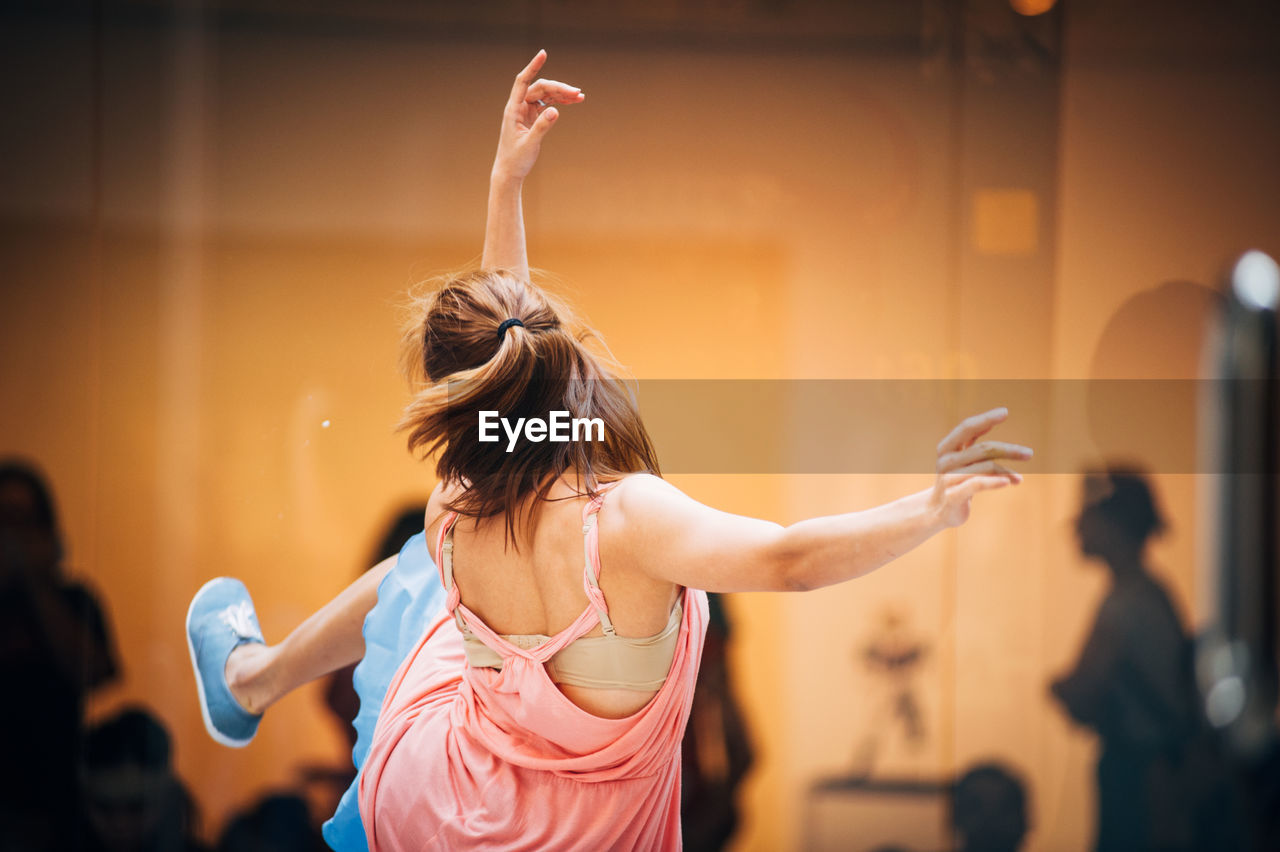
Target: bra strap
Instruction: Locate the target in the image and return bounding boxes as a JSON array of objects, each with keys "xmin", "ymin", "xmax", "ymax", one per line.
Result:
[
  {"xmin": 434, "ymin": 512, "xmax": 470, "ymax": 636},
  {"xmin": 433, "ymin": 512, "xmax": 458, "ymax": 592},
  {"xmin": 581, "ymin": 492, "xmax": 617, "ymax": 638}
]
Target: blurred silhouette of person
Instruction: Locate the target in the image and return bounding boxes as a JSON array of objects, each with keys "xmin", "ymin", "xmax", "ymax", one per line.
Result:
[
  {"xmin": 680, "ymin": 592, "xmax": 754, "ymax": 851},
  {"xmin": 1050, "ymin": 467, "xmax": 1203, "ymax": 852},
  {"xmin": 217, "ymin": 794, "xmax": 325, "ymax": 852},
  {"xmin": 80, "ymin": 706, "xmax": 209, "ymax": 852},
  {"xmin": 0, "ymin": 458, "xmax": 119, "ymax": 849},
  {"xmin": 951, "ymin": 762, "xmax": 1029, "ymax": 852}
]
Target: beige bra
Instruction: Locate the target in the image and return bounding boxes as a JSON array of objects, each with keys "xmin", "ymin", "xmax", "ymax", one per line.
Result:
[{"xmin": 436, "ymin": 492, "xmax": 681, "ymax": 692}]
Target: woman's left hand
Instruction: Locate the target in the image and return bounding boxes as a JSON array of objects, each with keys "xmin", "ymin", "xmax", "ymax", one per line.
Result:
[
  {"xmin": 493, "ymin": 50, "xmax": 585, "ymax": 183},
  {"xmin": 929, "ymin": 407, "xmax": 1031, "ymax": 528}
]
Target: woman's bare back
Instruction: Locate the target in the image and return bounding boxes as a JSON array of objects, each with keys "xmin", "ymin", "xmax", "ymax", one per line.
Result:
[{"xmin": 425, "ymin": 475, "xmax": 681, "ymax": 719}]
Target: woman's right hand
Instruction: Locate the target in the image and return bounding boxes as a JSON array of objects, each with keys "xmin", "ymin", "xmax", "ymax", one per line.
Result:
[
  {"xmin": 492, "ymin": 50, "xmax": 585, "ymax": 183},
  {"xmin": 928, "ymin": 407, "xmax": 1032, "ymax": 528}
]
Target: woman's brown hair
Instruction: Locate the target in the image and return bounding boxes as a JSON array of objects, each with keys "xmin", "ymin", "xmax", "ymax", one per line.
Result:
[{"xmin": 397, "ymin": 269, "xmax": 660, "ymax": 539}]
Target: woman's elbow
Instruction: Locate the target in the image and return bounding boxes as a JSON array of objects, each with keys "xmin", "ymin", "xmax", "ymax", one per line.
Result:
[
  {"xmin": 763, "ymin": 534, "xmax": 815, "ymax": 593},
  {"xmin": 779, "ymin": 569, "xmax": 814, "ymax": 593}
]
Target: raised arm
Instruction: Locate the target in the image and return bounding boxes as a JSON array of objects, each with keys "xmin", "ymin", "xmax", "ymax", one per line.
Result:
[
  {"xmin": 603, "ymin": 408, "xmax": 1031, "ymax": 593},
  {"xmin": 482, "ymin": 51, "xmax": 585, "ymax": 279}
]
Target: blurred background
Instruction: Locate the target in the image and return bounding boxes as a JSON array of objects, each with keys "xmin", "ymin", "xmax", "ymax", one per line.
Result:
[{"xmin": 2, "ymin": 0, "xmax": 1279, "ymax": 850}]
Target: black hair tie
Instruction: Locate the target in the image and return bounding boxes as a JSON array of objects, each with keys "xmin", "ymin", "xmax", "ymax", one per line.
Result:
[{"xmin": 496, "ymin": 318, "xmax": 524, "ymax": 341}]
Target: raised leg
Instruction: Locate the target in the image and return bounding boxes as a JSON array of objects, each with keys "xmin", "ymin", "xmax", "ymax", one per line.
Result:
[{"xmin": 225, "ymin": 555, "xmax": 396, "ymax": 714}]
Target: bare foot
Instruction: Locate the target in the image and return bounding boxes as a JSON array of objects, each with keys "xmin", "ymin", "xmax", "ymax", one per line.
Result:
[{"xmin": 224, "ymin": 642, "xmax": 278, "ymax": 714}]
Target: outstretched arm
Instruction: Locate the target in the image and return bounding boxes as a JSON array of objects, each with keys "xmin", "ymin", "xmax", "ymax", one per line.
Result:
[
  {"xmin": 606, "ymin": 408, "xmax": 1031, "ymax": 593},
  {"xmin": 482, "ymin": 50, "xmax": 584, "ymax": 279},
  {"xmin": 216, "ymin": 55, "xmax": 583, "ymax": 720}
]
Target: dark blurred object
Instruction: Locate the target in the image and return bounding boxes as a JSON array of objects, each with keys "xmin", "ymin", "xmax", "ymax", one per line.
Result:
[
  {"xmin": 216, "ymin": 794, "xmax": 325, "ymax": 852},
  {"xmin": 1197, "ymin": 249, "xmax": 1280, "ymax": 850},
  {"xmin": 0, "ymin": 458, "xmax": 120, "ymax": 850},
  {"xmin": 1051, "ymin": 467, "xmax": 1236, "ymax": 851},
  {"xmin": 950, "ymin": 762, "xmax": 1028, "ymax": 852},
  {"xmin": 80, "ymin": 707, "xmax": 209, "ymax": 852},
  {"xmin": 850, "ymin": 606, "xmax": 931, "ymax": 776},
  {"xmin": 681, "ymin": 592, "xmax": 754, "ymax": 851},
  {"xmin": 805, "ymin": 775, "xmax": 952, "ymax": 851}
]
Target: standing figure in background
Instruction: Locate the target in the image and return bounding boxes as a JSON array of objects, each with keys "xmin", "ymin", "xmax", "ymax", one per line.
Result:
[
  {"xmin": 1050, "ymin": 467, "xmax": 1202, "ymax": 852},
  {"xmin": 680, "ymin": 592, "xmax": 754, "ymax": 851},
  {"xmin": 0, "ymin": 459, "xmax": 119, "ymax": 850}
]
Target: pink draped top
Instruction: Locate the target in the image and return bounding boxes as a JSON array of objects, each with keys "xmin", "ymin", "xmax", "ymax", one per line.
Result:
[{"xmin": 358, "ymin": 488, "xmax": 709, "ymax": 850}]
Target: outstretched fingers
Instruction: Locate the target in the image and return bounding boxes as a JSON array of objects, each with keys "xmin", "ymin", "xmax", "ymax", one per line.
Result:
[
  {"xmin": 942, "ymin": 461, "xmax": 1023, "ymax": 485},
  {"xmin": 930, "ymin": 408, "xmax": 1030, "ymax": 527},
  {"xmin": 525, "ymin": 79, "xmax": 584, "ymax": 107},
  {"xmin": 936, "ymin": 407, "xmax": 1009, "ymax": 456},
  {"xmin": 510, "ymin": 50, "xmax": 549, "ymax": 106},
  {"xmin": 951, "ymin": 474, "xmax": 1017, "ymax": 502},
  {"xmin": 937, "ymin": 439, "xmax": 1032, "ymax": 476}
]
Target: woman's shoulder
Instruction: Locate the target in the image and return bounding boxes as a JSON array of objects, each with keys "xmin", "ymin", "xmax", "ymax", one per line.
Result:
[
  {"xmin": 602, "ymin": 472, "xmax": 683, "ymax": 512},
  {"xmin": 597, "ymin": 473, "xmax": 695, "ymax": 549},
  {"xmin": 596, "ymin": 474, "xmax": 685, "ymax": 594},
  {"xmin": 423, "ymin": 479, "xmax": 465, "ymax": 539},
  {"xmin": 599, "ymin": 473, "xmax": 667, "ymax": 517}
]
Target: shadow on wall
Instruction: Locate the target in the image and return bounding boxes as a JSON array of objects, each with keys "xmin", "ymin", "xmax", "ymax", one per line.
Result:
[{"xmin": 1086, "ymin": 280, "xmax": 1222, "ymax": 468}]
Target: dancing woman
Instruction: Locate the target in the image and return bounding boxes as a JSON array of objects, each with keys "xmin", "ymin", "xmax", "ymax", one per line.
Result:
[{"xmin": 186, "ymin": 51, "xmax": 1031, "ymax": 851}]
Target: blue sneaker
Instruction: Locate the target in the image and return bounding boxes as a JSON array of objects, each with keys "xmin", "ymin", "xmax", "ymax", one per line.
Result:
[{"xmin": 186, "ymin": 577, "xmax": 266, "ymax": 748}]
